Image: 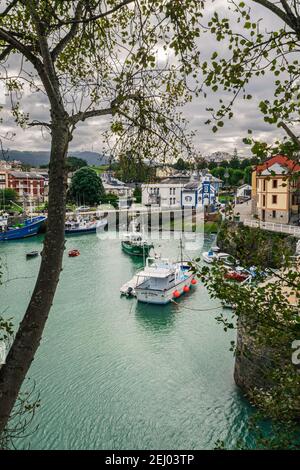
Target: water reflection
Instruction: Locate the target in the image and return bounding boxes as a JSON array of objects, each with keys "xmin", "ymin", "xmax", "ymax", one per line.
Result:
[{"xmin": 135, "ymin": 301, "xmax": 177, "ymax": 333}]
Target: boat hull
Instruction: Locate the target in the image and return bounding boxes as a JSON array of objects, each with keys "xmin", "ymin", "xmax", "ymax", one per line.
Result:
[
  {"xmin": 65, "ymin": 219, "xmax": 107, "ymax": 235},
  {"xmin": 121, "ymin": 241, "xmax": 153, "ymax": 257},
  {"xmin": 135, "ymin": 272, "xmax": 195, "ymax": 304},
  {"xmin": 0, "ymin": 217, "xmax": 46, "ymax": 241},
  {"xmin": 65, "ymin": 226, "xmax": 97, "ymax": 235}
]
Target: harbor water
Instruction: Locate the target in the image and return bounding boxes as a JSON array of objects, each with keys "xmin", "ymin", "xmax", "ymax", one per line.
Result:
[{"xmin": 0, "ymin": 233, "xmax": 254, "ymax": 449}]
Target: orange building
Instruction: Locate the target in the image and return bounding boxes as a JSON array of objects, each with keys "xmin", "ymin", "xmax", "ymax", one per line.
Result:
[{"xmin": 252, "ymin": 154, "xmax": 300, "ymax": 224}]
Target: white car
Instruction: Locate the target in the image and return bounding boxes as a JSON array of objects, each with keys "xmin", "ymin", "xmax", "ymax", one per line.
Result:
[{"xmin": 76, "ymin": 206, "xmax": 90, "ymax": 212}]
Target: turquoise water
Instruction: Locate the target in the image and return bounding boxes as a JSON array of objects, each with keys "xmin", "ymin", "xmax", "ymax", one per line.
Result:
[{"xmin": 0, "ymin": 234, "xmax": 253, "ymax": 449}]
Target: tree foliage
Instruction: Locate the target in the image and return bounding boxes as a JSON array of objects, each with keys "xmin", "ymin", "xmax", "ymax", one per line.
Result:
[
  {"xmin": 68, "ymin": 167, "xmax": 104, "ymax": 205},
  {"xmin": 201, "ymin": 1, "xmax": 300, "ymax": 151},
  {"xmin": 0, "ymin": 188, "xmax": 18, "ymax": 209},
  {"xmin": 66, "ymin": 156, "xmax": 87, "ymax": 171}
]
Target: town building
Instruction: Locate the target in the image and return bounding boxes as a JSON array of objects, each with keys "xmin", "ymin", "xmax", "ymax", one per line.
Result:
[
  {"xmin": 7, "ymin": 171, "xmax": 45, "ymax": 206},
  {"xmin": 252, "ymin": 154, "xmax": 300, "ymax": 224},
  {"xmin": 101, "ymin": 172, "xmax": 133, "ymax": 198},
  {"xmin": 142, "ymin": 176, "xmax": 190, "ymax": 208},
  {"xmin": 236, "ymin": 184, "xmax": 252, "ymax": 203},
  {"xmin": 0, "ymin": 169, "xmax": 8, "ymax": 190},
  {"xmin": 142, "ymin": 172, "xmax": 223, "ymax": 209}
]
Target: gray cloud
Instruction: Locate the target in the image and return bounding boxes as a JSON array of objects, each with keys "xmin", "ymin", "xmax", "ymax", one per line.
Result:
[{"xmin": 0, "ymin": 0, "xmax": 290, "ymax": 157}]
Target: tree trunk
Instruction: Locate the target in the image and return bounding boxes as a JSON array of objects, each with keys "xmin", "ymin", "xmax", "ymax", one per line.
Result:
[{"xmin": 0, "ymin": 116, "xmax": 70, "ymax": 434}]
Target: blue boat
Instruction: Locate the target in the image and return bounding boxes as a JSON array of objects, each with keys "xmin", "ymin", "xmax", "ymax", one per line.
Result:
[{"xmin": 0, "ymin": 216, "xmax": 47, "ymax": 241}]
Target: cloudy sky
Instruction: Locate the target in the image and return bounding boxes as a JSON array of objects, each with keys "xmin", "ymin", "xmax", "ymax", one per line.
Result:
[{"xmin": 0, "ymin": 0, "xmax": 289, "ymax": 157}]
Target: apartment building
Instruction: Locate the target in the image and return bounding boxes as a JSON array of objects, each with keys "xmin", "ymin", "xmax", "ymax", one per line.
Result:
[{"xmin": 252, "ymin": 154, "xmax": 300, "ymax": 224}]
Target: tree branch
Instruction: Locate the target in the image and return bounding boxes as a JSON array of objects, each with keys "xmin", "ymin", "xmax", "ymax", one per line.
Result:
[
  {"xmin": 279, "ymin": 121, "xmax": 300, "ymax": 149},
  {"xmin": 0, "ymin": 45, "xmax": 13, "ymax": 62},
  {"xmin": 0, "ymin": 0, "xmax": 19, "ymax": 18},
  {"xmin": 0, "ymin": 27, "xmax": 41, "ymax": 68},
  {"xmin": 51, "ymin": 1, "xmax": 85, "ymax": 61},
  {"xmin": 28, "ymin": 121, "xmax": 52, "ymax": 129},
  {"xmin": 70, "ymin": 106, "xmax": 113, "ymax": 125},
  {"xmin": 252, "ymin": 0, "xmax": 296, "ymax": 31},
  {"xmin": 53, "ymin": 0, "xmax": 134, "ymax": 26}
]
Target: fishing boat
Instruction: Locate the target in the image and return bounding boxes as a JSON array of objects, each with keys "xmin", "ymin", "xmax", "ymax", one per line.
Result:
[
  {"xmin": 121, "ymin": 256, "xmax": 196, "ymax": 304},
  {"xmin": 65, "ymin": 217, "xmax": 107, "ymax": 234},
  {"xmin": 121, "ymin": 232, "xmax": 153, "ymax": 257},
  {"xmin": 0, "ymin": 215, "xmax": 46, "ymax": 241}
]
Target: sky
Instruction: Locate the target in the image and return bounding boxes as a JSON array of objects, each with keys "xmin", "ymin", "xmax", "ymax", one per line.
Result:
[{"xmin": 0, "ymin": 0, "xmax": 290, "ymax": 158}]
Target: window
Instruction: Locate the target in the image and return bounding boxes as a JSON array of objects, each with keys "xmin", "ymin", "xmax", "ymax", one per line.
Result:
[
  {"xmin": 272, "ymin": 179, "xmax": 278, "ymax": 189},
  {"xmin": 263, "ymin": 180, "xmax": 266, "ymax": 191},
  {"xmin": 272, "ymin": 195, "xmax": 277, "ymax": 204},
  {"xmin": 263, "ymin": 195, "xmax": 266, "ymax": 207},
  {"xmin": 170, "ymin": 188, "xmax": 172, "ymax": 195},
  {"xmin": 173, "ymin": 197, "xmax": 176, "ymax": 205},
  {"xmin": 272, "ymin": 210, "xmax": 276, "ymax": 219},
  {"xmin": 170, "ymin": 198, "xmax": 173, "ymax": 205}
]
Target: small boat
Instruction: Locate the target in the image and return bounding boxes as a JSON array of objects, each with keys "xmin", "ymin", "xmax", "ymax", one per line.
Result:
[
  {"xmin": 0, "ymin": 216, "xmax": 47, "ymax": 241},
  {"xmin": 121, "ymin": 256, "xmax": 197, "ymax": 304},
  {"xmin": 202, "ymin": 249, "xmax": 234, "ymax": 265},
  {"xmin": 26, "ymin": 251, "xmax": 39, "ymax": 259},
  {"xmin": 224, "ymin": 269, "xmax": 250, "ymax": 282},
  {"xmin": 121, "ymin": 232, "xmax": 153, "ymax": 257},
  {"xmin": 65, "ymin": 217, "xmax": 107, "ymax": 235},
  {"xmin": 68, "ymin": 249, "xmax": 80, "ymax": 257}
]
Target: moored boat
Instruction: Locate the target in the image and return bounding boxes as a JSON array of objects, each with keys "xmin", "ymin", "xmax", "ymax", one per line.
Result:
[
  {"xmin": 68, "ymin": 249, "xmax": 80, "ymax": 257},
  {"xmin": 121, "ymin": 256, "xmax": 196, "ymax": 304},
  {"xmin": 202, "ymin": 249, "xmax": 234, "ymax": 265},
  {"xmin": 26, "ymin": 251, "xmax": 39, "ymax": 259},
  {"xmin": 121, "ymin": 232, "xmax": 153, "ymax": 257},
  {"xmin": 0, "ymin": 215, "xmax": 46, "ymax": 241},
  {"xmin": 65, "ymin": 217, "xmax": 107, "ymax": 234}
]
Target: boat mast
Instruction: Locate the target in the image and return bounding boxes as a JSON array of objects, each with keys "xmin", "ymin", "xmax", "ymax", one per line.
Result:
[{"xmin": 180, "ymin": 237, "xmax": 183, "ymax": 264}]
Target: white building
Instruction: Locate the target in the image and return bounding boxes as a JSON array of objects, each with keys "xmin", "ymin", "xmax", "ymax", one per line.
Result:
[
  {"xmin": 236, "ymin": 184, "xmax": 251, "ymax": 201},
  {"xmin": 142, "ymin": 176, "xmax": 190, "ymax": 208},
  {"xmin": 101, "ymin": 172, "xmax": 133, "ymax": 198},
  {"xmin": 142, "ymin": 172, "xmax": 222, "ymax": 209}
]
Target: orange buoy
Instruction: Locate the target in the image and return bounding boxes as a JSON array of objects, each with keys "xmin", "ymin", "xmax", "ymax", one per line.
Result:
[
  {"xmin": 183, "ymin": 285, "xmax": 190, "ymax": 293},
  {"xmin": 191, "ymin": 279, "xmax": 197, "ymax": 285},
  {"xmin": 173, "ymin": 290, "xmax": 180, "ymax": 298}
]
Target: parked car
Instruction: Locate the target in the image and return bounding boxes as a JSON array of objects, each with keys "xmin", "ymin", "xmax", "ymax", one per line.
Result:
[{"xmin": 76, "ymin": 206, "xmax": 90, "ymax": 212}]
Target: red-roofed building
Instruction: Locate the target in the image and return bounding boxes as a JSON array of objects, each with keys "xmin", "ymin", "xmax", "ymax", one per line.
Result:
[
  {"xmin": 252, "ymin": 154, "xmax": 300, "ymax": 224},
  {"xmin": 8, "ymin": 171, "xmax": 45, "ymax": 207}
]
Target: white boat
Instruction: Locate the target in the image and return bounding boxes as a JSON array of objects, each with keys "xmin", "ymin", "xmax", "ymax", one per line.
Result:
[
  {"xmin": 202, "ymin": 249, "xmax": 234, "ymax": 265},
  {"xmin": 122, "ymin": 257, "xmax": 196, "ymax": 304}
]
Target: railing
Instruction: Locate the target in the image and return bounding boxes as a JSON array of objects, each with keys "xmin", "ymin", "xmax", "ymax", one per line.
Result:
[{"xmin": 244, "ymin": 219, "xmax": 300, "ymax": 237}]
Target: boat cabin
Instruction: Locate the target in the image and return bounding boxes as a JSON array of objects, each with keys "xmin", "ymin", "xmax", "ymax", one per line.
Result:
[{"xmin": 136, "ymin": 258, "xmax": 190, "ymax": 291}]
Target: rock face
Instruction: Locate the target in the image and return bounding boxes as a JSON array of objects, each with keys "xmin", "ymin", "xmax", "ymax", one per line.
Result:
[
  {"xmin": 216, "ymin": 221, "xmax": 296, "ymax": 269},
  {"xmin": 234, "ymin": 316, "xmax": 300, "ymax": 419},
  {"xmin": 234, "ymin": 317, "xmax": 275, "ymax": 393}
]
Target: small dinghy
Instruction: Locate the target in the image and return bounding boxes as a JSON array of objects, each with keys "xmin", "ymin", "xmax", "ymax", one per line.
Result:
[
  {"xmin": 68, "ymin": 249, "xmax": 80, "ymax": 257},
  {"xmin": 26, "ymin": 251, "xmax": 39, "ymax": 259}
]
